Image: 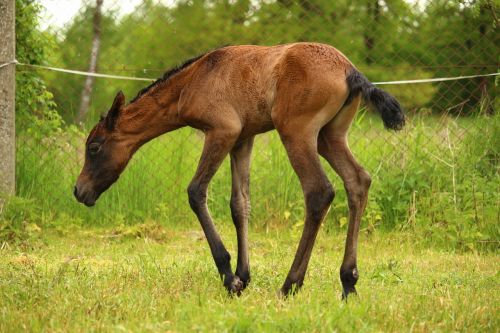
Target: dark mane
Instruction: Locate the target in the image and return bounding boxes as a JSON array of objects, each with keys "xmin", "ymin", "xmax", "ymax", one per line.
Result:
[{"xmin": 129, "ymin": 53, "xmax": 207, "ymax": 104}]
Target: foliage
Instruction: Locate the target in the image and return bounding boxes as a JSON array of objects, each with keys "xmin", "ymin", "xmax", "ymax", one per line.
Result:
[
  {"xmin": 418, "ymin": 0, "xmax": 498, "ymax": 112},
  {"xmin": 0, "ymin": 196, "xmax": 44, "ymax": 248},
  {"xmin": 15, "ymin": 0, "xmax": 63, "ymax": 133},
  {"xmin": 6, "ymin": 0, "xmax": 498, "ymax": 254},
  {"xmin": 7, "ymin": 112, "xmax": 499, "ymax": 253},
  {"xmin": 108, "ymin": 221, "xmax": 171, "ymax": 242}
]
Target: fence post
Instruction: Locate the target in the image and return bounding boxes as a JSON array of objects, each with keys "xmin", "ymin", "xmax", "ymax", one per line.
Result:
[{"xmin": 0, "ymin": 0, "xmax": 16, "ymax": 206}]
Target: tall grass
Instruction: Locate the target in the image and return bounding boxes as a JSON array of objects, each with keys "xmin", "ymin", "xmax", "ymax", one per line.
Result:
[{"xmin": 6, "ymin": 111, "xmax": 499, "ymax": 251}]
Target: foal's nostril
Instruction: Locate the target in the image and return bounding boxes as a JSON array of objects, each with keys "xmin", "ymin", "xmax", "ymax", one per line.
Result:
[{"xmin": 73, "ymin": 186, "xmax": 78, "ymax": 199}]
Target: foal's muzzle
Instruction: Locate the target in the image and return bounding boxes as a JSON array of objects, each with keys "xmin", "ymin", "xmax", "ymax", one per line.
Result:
[{"xmin": 73, "ymin": 183, "xmax": 96, "ymax": 207}]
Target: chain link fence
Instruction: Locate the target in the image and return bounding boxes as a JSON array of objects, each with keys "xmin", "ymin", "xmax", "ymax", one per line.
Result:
[{"xmin": 14, "ymin": 0, "xmax": 498, "ymax": 228}]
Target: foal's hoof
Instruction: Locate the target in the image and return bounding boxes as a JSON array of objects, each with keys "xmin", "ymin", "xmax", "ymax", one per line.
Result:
[
  {"xmin": 342, "ymin": 286, "xmax": 358, "ymax": 301},
  {"xmin": 279, "ymin": 282, "xmax": 302, "ymax": 298},
  {"xmin": 225, "ymin": 275, "xmax": 245, "ymax": 296},
  {"xmin": 340, "ymin": 267, "xmax": 359, "ymax": 301},
  {"xmin": 236, "ymin": 272, "xmax": 251, "ymax": 289}
]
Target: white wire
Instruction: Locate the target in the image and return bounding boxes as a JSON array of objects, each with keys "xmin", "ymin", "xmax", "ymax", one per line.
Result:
[
  {"xmin": 1, "ymin": 59, "xmax": 498, "ymax": 84},
  {"xmin": 0, "ymin": 60, "xmax": 19, "ymax": 69},
  {"xmin": 373, "ymin": 72, "xmax": 499, "ymax": 85},
  {"xmin": 18, "ymin": 62, "xmax": 154, "ymax": 81}
]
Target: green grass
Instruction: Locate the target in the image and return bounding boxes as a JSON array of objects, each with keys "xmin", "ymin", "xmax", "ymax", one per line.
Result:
[{"xmin": 0, "ymin": 224, "xmax": 498, "ymax": 332}]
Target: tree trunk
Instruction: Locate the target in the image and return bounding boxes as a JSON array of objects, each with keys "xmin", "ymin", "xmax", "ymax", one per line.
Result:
[
  {"xmin": 76, "ymin": 0, "xmax": 103, "ymax": 125},
  {"xmin": 0, "ymin": 0, "xmax": 16, "ymax": 205},
  {"xmin": 364, "ymin": 0, "xmax": 380, "ymax": 65}
]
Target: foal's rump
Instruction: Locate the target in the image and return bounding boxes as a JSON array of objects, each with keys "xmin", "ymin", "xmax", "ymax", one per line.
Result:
[
  {"xmin": 271, "ymin": 43, "xmax": 405, "ymax": 132},
  {"xmin": 269, "ymin": 43, "xmax": 355, "ymax": 130}
]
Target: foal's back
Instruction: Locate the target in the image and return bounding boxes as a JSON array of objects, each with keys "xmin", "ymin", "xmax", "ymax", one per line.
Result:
[{"xmin": 178, "ymin": 43, "xmax": 354, "ymax": 138}]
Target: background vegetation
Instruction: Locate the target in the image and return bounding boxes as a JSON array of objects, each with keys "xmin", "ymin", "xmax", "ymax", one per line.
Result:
[
  {"xmin": 45, "ymin": 0, "xmax": 497, "ymax": 122},
  {"xmin": 5, "ymin": 0, "xmax": 497, "ymax": 249}
]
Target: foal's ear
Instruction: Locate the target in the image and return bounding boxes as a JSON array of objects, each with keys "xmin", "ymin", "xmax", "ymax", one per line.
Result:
[{"xmin": 105, "ymin": 91, "xmax": 125, "ymax": 130}]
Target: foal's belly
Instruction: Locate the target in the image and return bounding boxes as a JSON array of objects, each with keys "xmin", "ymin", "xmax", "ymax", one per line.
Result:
[{"xmin": 237, "ymin": 102, "xmax": 275, "ymax": 140}]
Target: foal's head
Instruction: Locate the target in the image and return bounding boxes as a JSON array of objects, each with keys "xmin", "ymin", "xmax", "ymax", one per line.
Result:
[{"xmin": 74, "ymin": 91, "xmax": 134, "ymax": 206}]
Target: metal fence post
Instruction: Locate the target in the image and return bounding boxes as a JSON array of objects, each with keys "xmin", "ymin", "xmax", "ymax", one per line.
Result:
[{"xmin": 0, "ymin": 0, "xmax": 16, "ymax": 205}]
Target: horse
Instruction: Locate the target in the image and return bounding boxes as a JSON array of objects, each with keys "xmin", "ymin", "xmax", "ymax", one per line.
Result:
[{"xmin": 74, "ymin": 42, "xmax": 405, "ymax": 298}]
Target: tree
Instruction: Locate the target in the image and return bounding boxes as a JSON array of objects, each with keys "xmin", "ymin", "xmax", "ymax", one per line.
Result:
[{"xmin": 76, "ymin": 0, "xmax": 103, "ymax": 125}]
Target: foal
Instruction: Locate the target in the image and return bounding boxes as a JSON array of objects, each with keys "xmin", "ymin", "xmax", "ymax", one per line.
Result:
[{"xmin": 74, "ymin": 43, "xmax": 405, "ymax": 298}]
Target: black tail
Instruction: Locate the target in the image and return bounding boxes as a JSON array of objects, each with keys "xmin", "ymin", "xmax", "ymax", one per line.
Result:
[{"xmin": 345, "ymin": 69, "xmax": 405, "ymax": 131}]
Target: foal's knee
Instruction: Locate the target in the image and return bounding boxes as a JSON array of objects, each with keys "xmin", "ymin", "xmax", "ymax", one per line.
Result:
[
  {"xmin": 230, "ymin": 195, "xmax": 242, "ymax": 224},
  {"xmin": 187, "ymin": 182, "xmax": 206, "ymax": 211},
  {"xmin": 306, "ymin": 182, "xmax": 335, "ymax": 221},
  {"xmin": 230, "ymin": 193, "xmax": 249, "ymax": 226}
]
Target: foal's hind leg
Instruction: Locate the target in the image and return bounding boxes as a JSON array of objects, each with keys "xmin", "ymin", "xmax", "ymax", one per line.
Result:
[
  {"xmin": 187, "ymin": 128, "xmax": 244, "ymax": 294},
  {"xmin": 229, "ymin": 137, "xmax": 254, "ymax": 288},
  {"xmin": 318, "ymin": 96, "xmax": 371, "ymax": 299},
  {"xmin": 276, "ymin": 124, "xmax": 335, "ymax": 295}
]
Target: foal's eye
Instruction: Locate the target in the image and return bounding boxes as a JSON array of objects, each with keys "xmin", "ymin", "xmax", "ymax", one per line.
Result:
[{"xmin": 88, "ymin": 143, "xmax": 101, "ymax": 155}]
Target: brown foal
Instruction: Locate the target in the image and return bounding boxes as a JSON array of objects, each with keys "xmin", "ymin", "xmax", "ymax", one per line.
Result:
[{"xmin": 74, "ymin": 43, "xmax": 405, "ymax": 298}]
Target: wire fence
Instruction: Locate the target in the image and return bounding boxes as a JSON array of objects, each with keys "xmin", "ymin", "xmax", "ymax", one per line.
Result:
[{"xmin": 14, "ymin": 0, "xmax": 498, "ymax": 227}]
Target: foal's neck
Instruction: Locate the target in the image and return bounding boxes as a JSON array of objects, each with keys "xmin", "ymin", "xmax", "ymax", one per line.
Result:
[{"xmin": 117, "ymin": 72, "xmax": 189, "ymax": 147}]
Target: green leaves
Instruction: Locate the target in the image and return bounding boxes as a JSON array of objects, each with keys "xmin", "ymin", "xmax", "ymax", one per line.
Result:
[{"xmin": 15, "ymin": 0, "xmax": 62, "ymax": 135}]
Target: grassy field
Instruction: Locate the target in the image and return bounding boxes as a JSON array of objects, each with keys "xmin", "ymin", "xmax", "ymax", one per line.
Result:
[{"xmin": 0, "ymin": 223, "xmax": 498, "ymax": 332}]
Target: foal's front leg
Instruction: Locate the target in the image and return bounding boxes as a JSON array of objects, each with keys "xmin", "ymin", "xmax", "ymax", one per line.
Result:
[
  {"xmin": 229, "ymin": 137, "xmax": 254, "ymax": 288},
  {"xmin": 187, "ymin": 129, "xmax": 243, "ymax": 294}
]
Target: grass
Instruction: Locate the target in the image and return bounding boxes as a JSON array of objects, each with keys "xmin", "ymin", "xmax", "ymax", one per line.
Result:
[{"xmin": 0, "ymin": 223, "xmax": 498, "ymax": 332}]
